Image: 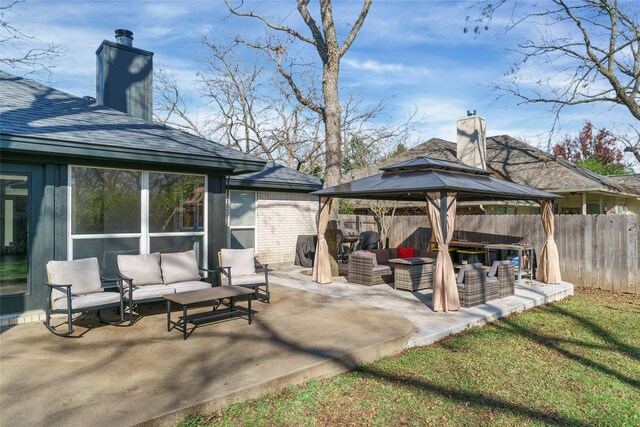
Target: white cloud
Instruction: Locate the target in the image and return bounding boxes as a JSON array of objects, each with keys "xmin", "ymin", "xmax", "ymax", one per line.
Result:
[{"xmin": 343, "ymin": 58, "xmax": 406, "ymax": 74}]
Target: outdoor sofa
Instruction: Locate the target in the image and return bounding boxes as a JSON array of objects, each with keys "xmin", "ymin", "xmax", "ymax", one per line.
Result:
[
  {"xmin": 117, "ymin": 250, "xmax": 216, "ymax": 323},
  {"xmin": 348, "ymin": 248, "xmax": 438, "ymax": 286},
  {"xmin": 456, "ymin": 262, "xmax": 515, "ymax": 307}
]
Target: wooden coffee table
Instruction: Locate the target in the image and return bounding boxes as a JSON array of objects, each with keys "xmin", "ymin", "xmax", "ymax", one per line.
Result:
[{"xmin": 164, "ymin": 286, "xmax": 256, "ymax": 340}]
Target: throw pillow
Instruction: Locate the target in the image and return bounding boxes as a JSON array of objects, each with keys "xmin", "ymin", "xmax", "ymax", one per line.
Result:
[
  {"xmin": 117, "ymin": 253, "xmax": 163, "ymax": 286},
  {"xmin": 397, "ymin": 247, "xmax": 415, "ymax": 258},
  {"xmin": 220, "ymin": 248, "xmax": 256, "ymax": 276},
  {"xmin": 161, "ymin": 250, "xmax": 201, "ymax": 284}
]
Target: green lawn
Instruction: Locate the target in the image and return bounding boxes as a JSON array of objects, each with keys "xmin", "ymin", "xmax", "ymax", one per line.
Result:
[
  {"xmin": 182, "ymin": 289, "xmax": 640, "ymax": 427},
  {"xmin": 0, "ymin": 259, "xmax": 28, "ymax": 287}
]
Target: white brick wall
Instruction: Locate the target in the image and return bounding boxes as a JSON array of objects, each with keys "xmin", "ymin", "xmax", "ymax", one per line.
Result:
[{"xmin": 256, "ymin": 191, "xmax": 318, "ymax": 264}]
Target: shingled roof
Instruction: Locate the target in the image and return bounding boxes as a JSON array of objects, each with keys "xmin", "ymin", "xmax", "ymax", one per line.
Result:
[
  {"xmin": 0, "ymin": 71, "xmax": 265, "ymax": 174},
  {"xmin": 348, "ymin": 135, "xmax": 636, "ymax": 196},
  {"xmin": 230, "ymin": 161, "xmax": 323, "ymax": 192}
]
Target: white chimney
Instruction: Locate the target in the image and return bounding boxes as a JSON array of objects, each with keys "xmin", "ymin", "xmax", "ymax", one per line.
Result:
[{"xmin": 456, "ymin": 111, "xmax": 487, "ymax": 169}]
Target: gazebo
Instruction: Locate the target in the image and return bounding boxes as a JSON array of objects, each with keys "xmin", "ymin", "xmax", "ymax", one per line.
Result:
[{"xmin": 310, "ymin": 157, "xmax": 563, "ymax": 312}]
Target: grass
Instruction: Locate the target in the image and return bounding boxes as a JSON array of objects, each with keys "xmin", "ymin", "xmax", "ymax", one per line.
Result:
[{"xmin": 181, "ymin": 289, "xmax": 640, "ymax": 427}]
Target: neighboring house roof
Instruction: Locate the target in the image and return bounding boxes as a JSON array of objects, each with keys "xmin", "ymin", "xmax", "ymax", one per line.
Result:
[
  {"xmin": 230, "ymin": 161, "xmax": 323, "ymax": 192},
  {"xmin": 349, "ymin": 135, "xmax": 637, "ymax": 196},
  {"xmin": 607, "ymin": 174, "xmax": 640, "ymax": 194},
  {"xmin": 0, "ymin": 71, "xmax": 265, "ymax": 174}
]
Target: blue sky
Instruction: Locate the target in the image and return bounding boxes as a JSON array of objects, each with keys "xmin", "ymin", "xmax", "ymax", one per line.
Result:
[{"xmin": 3, "ymin": 0, "xmax": 638, "ymax": 165}]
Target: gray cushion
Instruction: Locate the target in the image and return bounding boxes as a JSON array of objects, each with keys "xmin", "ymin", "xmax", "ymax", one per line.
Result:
[
  {"xmin": 54, "ymin": 291, "xmax": 120, "ymax": 310},
  {"xmin": 456, "ymin": 263, "xmax": 484, "ymax": 284},
  {"xmin": 117, "ymin": 253, "xmax": 163, "ymax": 286},
  {"xmin": 389, "ymin": 248, "xmax": 398, "ymax": 259},
  {"xmin": 222, "ymin": 273, "xmax": 266, "ymax": 286},
  {"xmin": 488, "ymin": 260, "xmax": 512, "ymax": 277},
  {"xmin": 169, "ymin": 280, "xmax": 211, "ymax": 293},
  {"xmin": 372, "ymin": 265, "xmax": 392, "ymax": 273},
  {"xmin": 221, "ymin": 248, "xmax": 255, "ymax": 276},
  {"xmin": 161, "ymin": 250, "xmax": 201, "ymax": 284},
  {"xmin": 124, "ymin": 284, "xmax": 174, "ymax": 301},
  {"xmin": 47, "ymin": 258, "xmax": 103, "ymax": 298},
  {"xmin": 418, "ymin": 250, "xmax": 438, "ymax": 259},
  {"xmin": 370, "ymin": 249, "xmax": 389, "ymax": 264}
]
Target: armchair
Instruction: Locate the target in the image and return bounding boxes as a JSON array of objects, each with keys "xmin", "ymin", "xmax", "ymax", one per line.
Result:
[
  {"xmin": 44, "ymin": 257, "xmax": 124, "ymax": 336},
  {"xmin": 218, "ymin": 248, "xmax": 270, "ymax": 302}
]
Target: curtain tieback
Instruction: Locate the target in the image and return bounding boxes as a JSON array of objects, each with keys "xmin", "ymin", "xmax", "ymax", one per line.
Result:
[{"xmin": 439, "ymin": 244, "xmax": 449, "ymax": 251}]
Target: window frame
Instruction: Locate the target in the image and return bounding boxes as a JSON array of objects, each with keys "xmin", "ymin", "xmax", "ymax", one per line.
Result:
[
  {"xmin": 228, "ymin": 190, "xmax": 257, "ymax": 251},
  {"xmin": 68, "ymin": 166, "xmax": 208, "ymax": 268}
]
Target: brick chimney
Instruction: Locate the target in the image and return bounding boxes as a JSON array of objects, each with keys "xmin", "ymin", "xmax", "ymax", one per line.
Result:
[
  {"xmin": 456, "ymin": 111, "xmax": 487, "ymax": 169},
  {"xmin": 96, "ymin": 29, "xmax": 153, "ymax": 121}
]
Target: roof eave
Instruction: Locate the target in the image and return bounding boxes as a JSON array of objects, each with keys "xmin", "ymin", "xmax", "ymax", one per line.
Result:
[{"xmin": 1, "ymin": 133, "xmax": 266, "ymax": 174}]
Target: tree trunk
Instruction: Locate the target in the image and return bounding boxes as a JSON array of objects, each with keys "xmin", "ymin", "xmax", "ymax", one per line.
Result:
[{"xmin": 322, "ymin": 57, "xmax": 341, "ymax": 271}]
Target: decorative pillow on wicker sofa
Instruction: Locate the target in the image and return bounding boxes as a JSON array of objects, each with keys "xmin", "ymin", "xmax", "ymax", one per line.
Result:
[
  {"xmin": 397, "ymin": 247, "xmax": 415, "ymax": 258},
  {"xmin": 47, "ymin": 257, "xmax": 103, "ymax": 295},
  {"xmin": 456, "ymin": 263, "xmax": 484, "ymax": 284},
  {"xmin": 488, "ymin": 260, "xmax": 513, "ymax": 277},
  {"xmin": 117, "ymin": 253, "xmax": 163, "ymax": 286},
  {"xmin": 220, "ymin": 248, "xmax": 255, "ymax": 276},
  {"xmin": 161, "ymin": 250, "xmax": 201, "ymax": 284}
]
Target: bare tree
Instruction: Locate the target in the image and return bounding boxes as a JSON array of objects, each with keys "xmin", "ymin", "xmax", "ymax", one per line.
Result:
[
  {"xmin": 0, "ymin": 0, "xmax": 63, "ymax": 75},
  {"xmin": 153, "ymin": 68, "xmax": 209, "ymax": 138},
  {"xmin": 467, "ymin": 0, "xmax": 640, "ymax": 155},
  {"xmin": 369, "ymin": 200, "xmax": 397, "ymax": 249},
  {"xmin": 224, "ymin": 0, "xmax": 373, "ymax": 190}
]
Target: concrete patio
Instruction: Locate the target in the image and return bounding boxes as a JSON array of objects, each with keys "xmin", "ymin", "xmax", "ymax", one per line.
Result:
[
  {"xmin": 0, "ymin": 284, "xmax": 413, "ymax": 427},
  {"xmin": 0, "ymin": 270, "xmax": 573, "ymax": 426},
  {"xmin": 270, "ymin": 265, "xmax": 574, "ymax": 348}
]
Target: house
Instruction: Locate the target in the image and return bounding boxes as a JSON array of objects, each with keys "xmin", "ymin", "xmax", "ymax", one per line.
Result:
[
  {"xmin": 348, "ymin": 115, "xmax": 640, "ymax": 215},
  {"xmin": 0, "ymin": 30, "xmax": 321, "ymax": 321}
]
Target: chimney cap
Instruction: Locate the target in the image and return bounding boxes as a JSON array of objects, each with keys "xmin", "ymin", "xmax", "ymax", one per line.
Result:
[
  {"xmin": 115, "ymin": 29, "xmax": 133, "ymax": 46},
  {"xmin": 466, "ymin": 109, "xmax": 477, "ymax": 117}
]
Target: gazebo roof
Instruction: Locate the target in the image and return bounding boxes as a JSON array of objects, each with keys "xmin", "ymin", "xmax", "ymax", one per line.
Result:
[{"xmin": 312, "ymin": 156, "xmax": 562, "ymax": 202}]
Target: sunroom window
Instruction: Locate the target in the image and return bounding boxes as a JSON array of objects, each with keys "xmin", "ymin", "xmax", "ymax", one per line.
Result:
[
  {"xmin": 229, "ymin": 190, "xmax": 256, "ymax": 250},
  {"xmin": 69, "ymin": 167, "xmax": 206, "ymax": 276}
]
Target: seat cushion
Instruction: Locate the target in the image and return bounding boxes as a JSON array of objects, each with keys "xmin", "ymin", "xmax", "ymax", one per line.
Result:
[
  {"xmin": 220, "ymin": 248, "xmax": 255, "ymax": 276},
  {"xmin": 353, "ymin": 250, "xmax": 377, "ymax": 267},
  {"xmin": 54, "ymin": 291, "xmax": 120, "ymax": 310},
  {"xmin": 161, "ymin": 250, "xmax": 201, "ymax": 284},
  {"xmin": 117, "ymin": 253, "xmax": 163, "ymax": 286},
  {"xmin": 124, "ymin": 284, "xmax": 174, "ymax": 301},
  {"xmin": 372, "ymin": 265, "xmax": 392, "ymax": 273},
  {"xmin": 47, "ymin": 258, "xmax": 103, "ymax": 296},
  {"xmin": 222, "ymin": 273, "xmax": 266, "ymax": 286},
  {"xmin": 169, "ymin": 280, "xmax": 211, "ymax": 293}
]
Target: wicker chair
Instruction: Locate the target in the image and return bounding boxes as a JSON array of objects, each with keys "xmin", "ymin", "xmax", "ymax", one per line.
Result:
[
  {"xmin": 347, "ymin": 253, "xmax": 393, "ymax": 286},
  {"xmin": 457, "ymin": 267, "xmax": 499, "ymax": 308},
  {"xmin": 497, "ymin": 264, "xmax": 516, "ymax": 298}
]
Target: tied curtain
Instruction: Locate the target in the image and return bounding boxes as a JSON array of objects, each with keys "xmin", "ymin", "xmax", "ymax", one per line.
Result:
[
  {"xmin": 537, "ymin": 199, "xmax": 562, "ymax": 284},
  {"xmin": 312, "ymin": 197, "xmax": 333, "ymax": 284},
  {"xmin": 426, "ymin": 191, "xmax": 459, "ymax": 312}
]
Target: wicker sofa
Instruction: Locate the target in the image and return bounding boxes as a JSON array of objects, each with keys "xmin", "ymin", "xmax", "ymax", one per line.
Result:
[
  {"xmin": 347, "ymin": 248, "xmax": 437, "ymax": 286},
  {"xmin": 457, "ymin": 263, "xmax": 515, "ymax": 307}
]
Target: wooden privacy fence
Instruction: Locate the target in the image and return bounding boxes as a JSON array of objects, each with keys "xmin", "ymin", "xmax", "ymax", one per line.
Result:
[{"xmin": 340, "ymin": 214, "xmax": 639, "ymax": 294}]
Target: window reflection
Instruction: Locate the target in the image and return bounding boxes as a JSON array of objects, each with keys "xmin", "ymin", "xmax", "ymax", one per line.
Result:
[
  {"xmin": 149, "ymin": 173, "xmax": 205, "ymax": 233},
  {"xmin": 71, "ymin": 167, "xmax": 141, "ymax": 234},
  {"xmin": 0, "ymin": 174, "xmax": 29, "ymax": 296}
]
